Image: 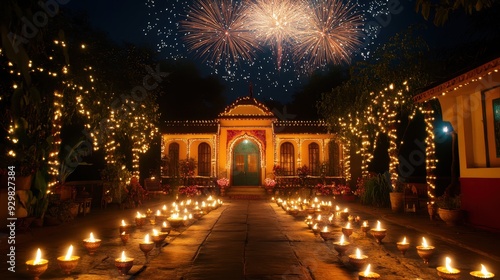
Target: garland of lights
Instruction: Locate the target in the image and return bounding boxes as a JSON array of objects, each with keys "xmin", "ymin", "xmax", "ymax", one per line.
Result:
[{"xmin": 421, "ymin": 105, "xmax": 437, "ymax": 201}]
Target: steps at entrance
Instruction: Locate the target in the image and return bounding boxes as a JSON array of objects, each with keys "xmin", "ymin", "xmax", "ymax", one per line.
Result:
[{"xmin": 226, "ymin": 186, "xmax": 267, "ymax": 200}]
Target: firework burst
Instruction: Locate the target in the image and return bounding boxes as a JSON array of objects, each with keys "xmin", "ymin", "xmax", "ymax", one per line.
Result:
[
  {"xmin": 181, "ymin": 0, "xmax": 258, "ymax": 67},
  {"xmin": 294, "ymin": 0, "xmax": 363, "ymax": 71},
  {"xmin": 247, "ymin": 0, "xmax": 309, "ymax": 70}
]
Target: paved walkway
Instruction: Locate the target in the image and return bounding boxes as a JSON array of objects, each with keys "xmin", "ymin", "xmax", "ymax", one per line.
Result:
[{"xmin": 2, "ymin": 197, "xmax": 499, "ymax": 279}]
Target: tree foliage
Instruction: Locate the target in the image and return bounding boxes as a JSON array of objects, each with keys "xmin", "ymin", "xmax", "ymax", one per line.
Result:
[{"xmin": 415, "ymin": 0, "xmax": 498, "ymax": 26}]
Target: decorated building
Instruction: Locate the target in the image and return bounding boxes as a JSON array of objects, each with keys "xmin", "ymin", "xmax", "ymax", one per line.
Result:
[
  {"xmin": 160, "ymin": 96, "xmax": 343, "ymax": 187},
  {"xmin": 414, "ymin": 57, "xmax": 500, "ymax": 232}
]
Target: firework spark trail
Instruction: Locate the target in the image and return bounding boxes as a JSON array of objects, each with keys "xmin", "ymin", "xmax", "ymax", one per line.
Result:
[
  {"xmin": 294, "ymin": 0, "xmax": 363, "ymax": 72},
  {"xmin": 144, "ymin": 0, "xmax": 387, "ymax": 98},
  {"xmin": 246, "ymin": 0, "xmax": 309, "ymax": 70},
  {"xmin": 181, "ymin": 0, "xmax": 259, "ymax": 67}
]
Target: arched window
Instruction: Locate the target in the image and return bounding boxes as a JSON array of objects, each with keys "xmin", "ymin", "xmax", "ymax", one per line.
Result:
[
  {"xmin": 198, "ymin": 143, "xmax": 211, "ymax": 177},
  {"xmin": 168, "ymin": 143, "xmax": 179, "ymax": 177},
  {"xmin": 328, "ymin": 141, "xmax": 340, "ymax": 176},
  {"xmin": 309, "ymin": 143, "xmax": 320, "ymax": 176},
  {"xmin": 280, "ymin": 142, "xmax": 295, "ymax": 176}
]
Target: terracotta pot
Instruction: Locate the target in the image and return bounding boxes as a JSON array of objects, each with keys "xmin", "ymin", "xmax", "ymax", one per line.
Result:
[
  {"xmin": 438, "ymin": 208, "xmax": 463, "ymax": 226},
  {"xmin": 390, "ymin": 192, "xmax": 404, "ymax": 213}
]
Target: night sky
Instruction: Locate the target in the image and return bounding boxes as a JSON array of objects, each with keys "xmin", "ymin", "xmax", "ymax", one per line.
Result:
[{"xmin": 65, "ymin": 0, "xmax": 483, "ymax": 103}]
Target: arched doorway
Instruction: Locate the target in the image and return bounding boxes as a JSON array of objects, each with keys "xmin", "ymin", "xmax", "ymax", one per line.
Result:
[{"xmin": 232, "ymin": 140, "xmax": 260, "ymax": 186}]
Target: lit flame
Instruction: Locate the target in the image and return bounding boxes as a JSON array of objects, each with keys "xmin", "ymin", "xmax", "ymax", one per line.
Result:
[
  {"xmin": 121, "ymin": 231, "xmax": 126, "ymax": 235},
  {"xmin": 376, "ymin": 220, "xmax": 381, "ymax": 230},
  {"xmin": 153, "ymin": 229, "xmax": 158, "ymax": 236},
  {"xmin": 322, "ymin": 226, "xmax": 328, "ymax": 232},
  {"xmin": 64, "ymin": 245, "xmax": 73, "ymax": 260},
  {"xmin": 33, "ymin": 248, "xmax": 42, "ymax": 265},
  {"xmin": 402, "ymin": 237, "xmax": 407, "ymax": 244},
  {"xmin": 163, "ymin": 222, "xmax": 167, "ymax": 227},
  {"xmin": 363, "ymin": 221, "xmax": 368, "ymax": 227},
  {"xmin": 313, "ymin": 223, "xmax": 318, "ymax": 230},
  {"xmin": 314, "ymin": 197, "xmax": 318, "ymax": 203},
  {"xmin": 339, "ymin": 235, "xmax": 345, "ymax": 245},
  {"xmin": 344, "ymin": 208, "xmax": 348, "ymax": 213},
  {"xmin": 336, "ymin": 206, "xmax": 340, "ymax": 211},
  {"xmin": 481, "ymin": 264, "xmax": 490, "ymax": 275},
  {"xmin": 445, "ymin": 257, "xmax": 453, "ymax": 272},
  {"xmin": 156, "ymin": 210, "xmax": 161, "ymax": 216},
  {"xmin": 183, "ymin": 215, "xmax": 188, "ymax": 221},
  {"xmin": 316, "ymin": 214, "xmax": 322, "ymax": 221},
  {"xmin": 422, "ymin": 237, "xmax": 428, "ymax": 248},
  {"xmin": 346, "ymin": 222, "xmax": 351, "ymax": 229},
  {"xmin": 89, "ymin": 232, "xmax": 95, "ymax": 242},
  {"xmin": 163, "ymin": 205, "xmax": 167, "ymax": 211},
  {"xmin": 144, "ymin": 234, "xmax": 150, "ymax": 243},
  {"xmin": 121, "ymin": 220, "xmax": 126, "ymax": 226},
  {"xmin": 121, "ymin": 251, "xmax": 126, "ymax": 261},
  {"xmin": 356, "ymin": 248, "xmax": 361, "ymax": 259},
  {"xmin": 364, "ymin": 264, "xmax": 371, "ymax": 275},
  {"xmin": 136, "ymin": 211, "xmax": 142, "ymax": 218}
]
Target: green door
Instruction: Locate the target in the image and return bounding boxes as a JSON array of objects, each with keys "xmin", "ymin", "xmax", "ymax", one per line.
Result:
[{"xmin": 232, "ymin": 141, "xmax": 260, "ymax": 186}]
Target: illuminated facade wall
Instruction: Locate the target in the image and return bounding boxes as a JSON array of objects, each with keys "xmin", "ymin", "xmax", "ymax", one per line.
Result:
[
  {"xmin": 161, "ymin": 97, "xmax": 341, "ymax": 185},
  {"xmin": 415, "ymin": 57, "xmax": 500, "ymax": 231}
]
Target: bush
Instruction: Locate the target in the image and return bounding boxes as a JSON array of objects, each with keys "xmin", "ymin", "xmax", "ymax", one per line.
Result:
[{"xmin": 360, "ymin": 173, "xmax": 391, "ymax": 208}]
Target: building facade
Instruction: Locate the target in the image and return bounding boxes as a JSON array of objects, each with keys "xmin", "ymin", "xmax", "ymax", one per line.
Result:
[
  {"xmin": 415, "ymin": 57, "xmax": 500, "ymax": 231},
  {"xmin": 161, "ymin": 97, "xmax": 343, "ymax": 186}
]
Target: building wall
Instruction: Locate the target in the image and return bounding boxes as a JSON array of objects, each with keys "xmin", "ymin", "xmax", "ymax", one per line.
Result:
[{"xmin": 438, "ymin": 70, "xmax": 500, "ymax": 231}]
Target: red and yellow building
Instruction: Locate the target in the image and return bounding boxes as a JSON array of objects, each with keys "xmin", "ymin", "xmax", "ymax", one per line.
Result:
[
  {"xmin": 161, "ymin": 96, "xmax": 343, "ymax": 186},
  {"xmin": 415, "ymin": 57, "xmax": 500, "ymax": 231}
]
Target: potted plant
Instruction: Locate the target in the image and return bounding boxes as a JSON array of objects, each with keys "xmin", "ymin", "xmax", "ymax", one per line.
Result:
[
  {"xmin": 100, "ymin": 163, "xmax": 131, "ymax": 206},
  {"xmin": 436, "ymin": 194, "xmax": 463, "ymax": 226},
  {"xmin": 389, "ymin": 174, "xmax": 405, "ymax": 213},
  {"xmin": 217, "ymin": 177, "xmax": 230, "ymax": 196},
  {"xmin": 264, "ymin": 178, "xmax": 276, "ymax": 194}
]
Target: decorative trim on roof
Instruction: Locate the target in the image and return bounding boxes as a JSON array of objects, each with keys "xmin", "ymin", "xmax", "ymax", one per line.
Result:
[
  {"xmin": 218, "ymin": 96, "xmax": 274, "ymax": 117},
  {"xmin": 273, "ymin": 120, "xmax": 330, "ymax": 134},
  {"xmin": 414, "ymin": 57, "xmax": 500, "ymax": 103},
  {"xmin": 161, "ymin": 120, "xmax": 219, "ymax": 134}
]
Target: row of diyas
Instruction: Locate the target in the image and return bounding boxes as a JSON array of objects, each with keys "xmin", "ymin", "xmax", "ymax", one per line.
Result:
[{"xmin": 272, "ymin": 197, "xmax": 495, "ymax": 279}]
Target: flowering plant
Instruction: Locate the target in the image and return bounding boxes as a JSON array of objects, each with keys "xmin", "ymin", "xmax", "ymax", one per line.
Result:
[
  {"xmin": 217, "ymin": 178, "xmax": 230, "ymax": 188},
  {"xmin": 264, "ymin": 178, "xmax": 276, "ymax": 188},
  {"xmin": 297, "ymin": 165, "xmax": 309, "ymax": 178},
  {"xmin": 179, "ymin": 185, "xmax": 200, "ymax": 197},
  {"xmin": 315, "ymin": 184, "xmax": 332, "ymax": 195},
  {"xmin": 272, "ymin": 164, "xmax": 283, "ymax": 176},
  {"xmin": 333, "ymin": 184, "xmax": 351, "ymax": 195}
]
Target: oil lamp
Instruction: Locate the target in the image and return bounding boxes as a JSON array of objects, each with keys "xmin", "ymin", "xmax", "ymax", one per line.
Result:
[
  {"xmin": 119, "ymin": 219, "xmax": 131, "ymax": 234},
  {"xmin": 83, "ymin": 232, "xmax": 101, "ymax": 255},
  {"xmin": 135, "ymin": 211, "xmax": 146, "ymax": 228},
  {"xmin": 151, "ymin": 229, "xmax": 168, "ymax": 249},
  {"xmin": 349, "ymin": 248, "xmax": 368, "ymax": 270},
  {"xmin": 416, "ymin": 237, "xmax": 435, "ymax": 264},
  {"xmin": 370, "ymin": 220, "xmax": 387, "ymax": 244},
  {"xmin": 114, "ymin": 251, "xmax": 134, "ymax": 276},
  {"xmin": 470, "ymin": 264, "xmax": 495, "ymax": 279},
  {"xmin": 436, "ymin": 257, "xmax": 460, "ymax": 279},
  {"xmin": 319, "ymin": 226, "xmax": 334, "ymax": 241},
  {"xmin": 361, "ymin": 221, "xmax": 370, "ymax": 236},
  {"xmin": 342, "ymin": 222, "xmax": 353, "ymax": 238},
  {"xmin": 120, "ymin": 231, "xmax": 130, "ymax": 245},
  {"xmin": 167, "ymin": 213, "xmax": 184, "ymax": 228},
  {"xmin": 26, "ymin": 248, "xmax": 48, "ymax": 280},
  {"xmin": 396, "ymin": 237, "xmax": 410, "ymax": 255},
  {"xmin": 358, "ymin": 264, "xmax": 381, "ymax": 280},
  {"xmin": 333, "ymin": 234, "xmax": 350, "ymax": 256},
  {"xmin": 139, "ymin": 234, "xmax": 155, "ymax": 263},
  {"xmin": 56, "ymin": 245, "xmax": 80, "ymax": 275}
]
